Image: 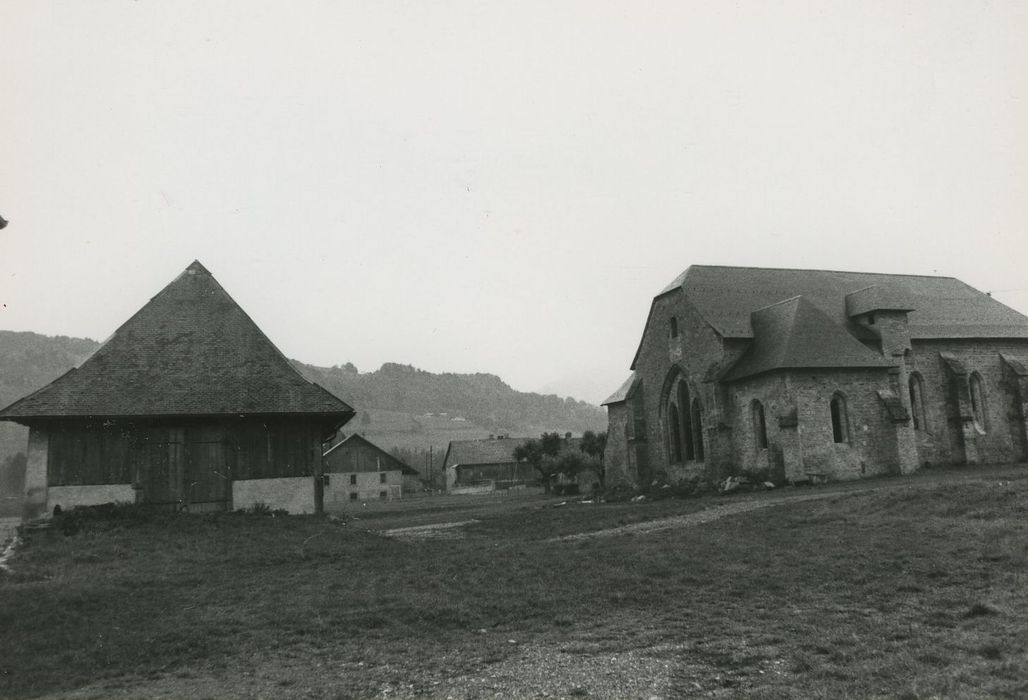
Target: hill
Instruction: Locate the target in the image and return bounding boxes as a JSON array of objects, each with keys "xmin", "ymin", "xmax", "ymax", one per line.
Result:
[{"xmin": 0, "ymin": 332, "xmax": 606, "ymax": 490}]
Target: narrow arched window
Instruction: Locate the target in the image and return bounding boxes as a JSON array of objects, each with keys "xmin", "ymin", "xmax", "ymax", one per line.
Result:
[
  {"xmin": 677, "ymin": 381, "xmax": 694, "ymax": 460},
  {"xmin": 752, "ymin": 400, "xmax": 768, "ymax": 449},
  {"xmin": 668, "ymin": 403, "xmax": 683, "ymax": 462},
  {"xmin": 669, "ymin": 316, "xmax": 678, "ymax": 339},
  {"xmin": 909, "ymin": 372, "xmax": 927, "ymax": 431},
  {"xmin": 969, "ymin": 372, "xmax": 987, "ymax": 433},
  {"xmin": 830, "ymin": 393, "xmax": 850, "ymax": 444},
  {"xmin": 691, "ymin": 398, "xmax": 705, "ymax": 461}
]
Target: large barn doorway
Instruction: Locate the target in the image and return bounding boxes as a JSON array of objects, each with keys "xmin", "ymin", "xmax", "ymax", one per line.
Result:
[{"xmin": 139, "ymin": 426, "xmax": 230, "ymax": 511}]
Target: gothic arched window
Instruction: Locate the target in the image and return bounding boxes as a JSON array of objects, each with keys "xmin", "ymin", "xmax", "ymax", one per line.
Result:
[
  {"xmin": 752, "ymin": 400, "xmax": 768, "ymax": 449},
  {"xmin": 668, "ymin": 403, "xmax": 683, "ymax": 462},
  {"xmin": 691, "ymin": 398, "xmax": 705, "ymax": 461},
  {"xmin": 830, "ymin": 392, "xmax": 850, "ymax": 444},
  {"xmin": 969, "ymin": 372, "xmax": 987, "ymax": 433},
  {"xmin": 909, "ymin": 372, "xmax": 927, "ymax": 431}
]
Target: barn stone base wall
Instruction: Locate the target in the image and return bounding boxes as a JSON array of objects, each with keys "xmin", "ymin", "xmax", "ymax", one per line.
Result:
[
  {"xmin": 49, "ymin": 485, "xmax": 136, "ymax": 512},
  {"xmin": 233, "ymin": 477, "xmax": 315, "ymax": 514},
  {"xmin": 22, "ymin": 427, "xmax": 49, "ymax": 520}
]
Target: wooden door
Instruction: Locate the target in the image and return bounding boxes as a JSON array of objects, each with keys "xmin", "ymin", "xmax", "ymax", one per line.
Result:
[
  {"xmin": 184, "ymin": 429, "xmax": 230, "ymax": 512},
  {"xmin": 140, "ymin": 429, "xmax": 185, "ymax": 507}
]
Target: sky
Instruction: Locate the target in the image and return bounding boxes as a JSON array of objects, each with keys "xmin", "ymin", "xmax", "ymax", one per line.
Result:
[{"xmin": 1, "ymin": 1, "xmax": 1027, "ymax": 404}]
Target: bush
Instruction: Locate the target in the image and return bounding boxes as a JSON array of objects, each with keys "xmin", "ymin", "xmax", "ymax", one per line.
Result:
[{"xmin": 52, "ymin": 502, "xmax": 172, "ymax": 536}]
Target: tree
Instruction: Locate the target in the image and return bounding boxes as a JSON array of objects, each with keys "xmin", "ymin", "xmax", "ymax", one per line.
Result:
[
  {"xmin": 0, "ymin": 452, "xmax": 26, "ymax": 497},
  {"xmin": 579, "ymin": 430, "xmax": 608, "ymax": 488},
  {"xmin": 513, "ymin": 432, "xmax": 564, "ymax": 493},
  {"xmin": 580, "ymin": 430, "xmax": 607, "ymax": 460}
]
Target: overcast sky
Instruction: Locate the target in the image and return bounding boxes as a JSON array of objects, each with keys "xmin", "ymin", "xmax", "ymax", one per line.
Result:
[{"xmin": 2, "ymin": 1, "xmax": 1026, "ymax": 403}]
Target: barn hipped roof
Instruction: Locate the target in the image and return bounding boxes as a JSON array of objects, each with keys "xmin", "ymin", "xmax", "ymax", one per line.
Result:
[
  {"xmin": 664, "ymin": 265, "xmax": 1028, "ymax": 340},
  {"xmin": 0, "ymin": 261, "xmax": 355, "ymax": 424},
  {"xmin": 323, "ymin": 434, "xmax": 419, "ymax": 475},
  {"xmin": 721, "ymin": 296, "xmax": 893, "ymax": 381}
]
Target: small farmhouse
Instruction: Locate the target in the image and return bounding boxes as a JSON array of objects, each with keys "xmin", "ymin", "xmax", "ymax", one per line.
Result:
[
  {"xmin": 443, "ymin": 434, "xmax": 599, "ymax": 493},
  {"xmin": 322, "ymin": 433, "xmax": 418, "ymax": 505},
  {"xmin": 0, "ymin": 261, "xmax": 355, "ymax": 517},
  {"xmin": 603, "ymin": 265, "xmax": 1028, "ymax": 487}
]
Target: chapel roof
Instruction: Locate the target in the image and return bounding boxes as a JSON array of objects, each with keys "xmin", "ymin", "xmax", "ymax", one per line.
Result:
[
  {"xmin": 664, "ymin": 265, "xmax": 1028, "ymax": 340},
  {"xmin": 721, "ymin": 296, "xmax": 893, "ymax": 381}
]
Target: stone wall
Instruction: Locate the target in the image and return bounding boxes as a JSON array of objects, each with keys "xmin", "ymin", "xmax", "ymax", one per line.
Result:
[
  {"xmin": 232, "ymin": 476, "xmax": 315, "ymax": 514},
  {"xmin": 727, "ymin": 369, "xmax": 899, "ymax": 482},
  {"xmin": 324, "ymin": 469, "xmax": 403, "ymax": 505},
  {"xmin": 910, "ymin": 339, "xmax": 1028, "ymax": 467},
  {"xmin": 49, "ymin": 484, "xmax": 136, "ymax": 511},
  {"xmin": 603, "ymin": 402, "xmax": 632, "ymax": 486},
  {"xmin": 630, "ymin": 291, "xmax": 729, "ymax": 481}
]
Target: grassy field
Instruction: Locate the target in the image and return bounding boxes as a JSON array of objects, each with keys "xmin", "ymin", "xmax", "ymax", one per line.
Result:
[{"xmin": 1, "ymin": 472, "xmax": 1027, "ymax": 698}]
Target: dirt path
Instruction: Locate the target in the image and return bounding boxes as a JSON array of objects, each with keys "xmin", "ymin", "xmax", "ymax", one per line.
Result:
[
  {"xmin": 0, "ymin": 517, "xmax": 21, "ymax": 572},
  {"xmin": 552, "ymin": 490, "xmax": 865, "ymax": 542},
  {"xmin": 554, "ymin": 465, "xmax": 1027, "ymax": 542}
]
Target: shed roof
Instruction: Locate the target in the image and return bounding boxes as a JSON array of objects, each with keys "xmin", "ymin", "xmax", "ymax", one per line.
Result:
[
  {"xmin": 443, "ymin": 436, "xmax": 582, "ymax": 468},
  {"xmin": 662, "ymin": 265, "xmax": 1028, "ymax": 340},
  {"xmin": 721, "ymin": 296, "xmax": 893, "ymax": 381},
  {"xmin": 0, "ymin": 261, "xmax": 354, "ymax": 423}
]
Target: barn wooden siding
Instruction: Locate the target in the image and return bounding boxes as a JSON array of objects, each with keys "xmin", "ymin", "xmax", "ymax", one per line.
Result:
[{"xmin": 45, "ymin": 419, "xmax": 323, "ymax": 507}]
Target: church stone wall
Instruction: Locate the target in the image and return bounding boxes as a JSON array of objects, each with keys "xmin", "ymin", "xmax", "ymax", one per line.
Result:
[
  {"xmin": 603, "ymin": 402, "xmax": 632, "ymax": 486},
  {"xmin": 631, "ymin": 291, "xmax": 728, "ymax": 481},
  {"xmin": 909, "ymin": 339, "xmax": 1028, "ymax": 467}
]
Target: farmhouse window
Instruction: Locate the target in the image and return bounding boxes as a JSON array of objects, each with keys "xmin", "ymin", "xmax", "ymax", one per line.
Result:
[
  {"xmin": 379, "ymin": 472, "xmax": 387, "ymax": 484},
  {"xmin": 349, "ymin": 492, "xmax": 358, "ymax": 501},
  {"xmin": 349, "ymin": 474, "xmax": 357, "ymax": 485},
  {"xmin": 379, "ymin": 491, "xmax": 387, "ymax": 500}
]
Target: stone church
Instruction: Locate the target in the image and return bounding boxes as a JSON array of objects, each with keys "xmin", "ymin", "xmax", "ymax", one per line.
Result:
[{"xmin": 602, "ymin": 265, "xmax": 1028, "ymax": 486}]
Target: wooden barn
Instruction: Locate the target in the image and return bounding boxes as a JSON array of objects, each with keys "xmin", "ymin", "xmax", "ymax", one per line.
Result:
[
  {"xmin": 322, "ymin": 434, "xmax": 419, "ymax": 506},
  {"xmin": 0, "ymin": 261, "xmax": 355, "ymax": 517}
]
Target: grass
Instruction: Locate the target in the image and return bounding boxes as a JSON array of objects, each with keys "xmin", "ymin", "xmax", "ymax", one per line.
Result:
[{"xmin": 1, "ymin": 475, "xmax": 1028, "ymax": 698}]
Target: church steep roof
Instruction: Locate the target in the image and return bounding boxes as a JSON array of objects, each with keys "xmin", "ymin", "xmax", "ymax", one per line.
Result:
[
  {"xmin": 0, "ymin": 261, "xmax": 355, "ymax": 422},
  {"xmin": 721, "ymin": 296, "xmax": 893, "ymax": 381},
  {"xmin": 601, "ymin": 372, "xmax": 639, "ymax": 406},
  {"xmin": 665, "ymin": 265, "xmax": 1028, "ymax": 340}
]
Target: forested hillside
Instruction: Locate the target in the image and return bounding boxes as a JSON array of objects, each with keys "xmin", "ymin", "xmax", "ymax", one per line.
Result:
[{"xmin": 294, "ymin": 361, "xmax": 604, "ymax": 435}]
